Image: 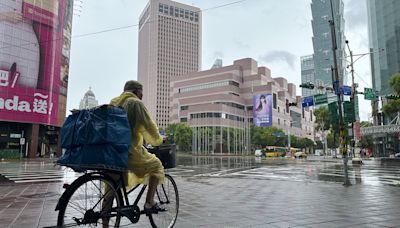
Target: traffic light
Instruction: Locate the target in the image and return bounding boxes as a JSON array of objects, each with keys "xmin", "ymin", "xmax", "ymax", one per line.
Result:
[
  {"xmin": 385, "ymin": 94, "xmax": 400, "ymax": 100},
  {"xmin": 300, "ymin": 82, "xmax": 315, "ymax": 89}
]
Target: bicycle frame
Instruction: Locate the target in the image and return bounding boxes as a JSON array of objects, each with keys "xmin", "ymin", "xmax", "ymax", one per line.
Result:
[{"xmin": 104, "ymin": 171, "xmax": 152, "ymax": 224}]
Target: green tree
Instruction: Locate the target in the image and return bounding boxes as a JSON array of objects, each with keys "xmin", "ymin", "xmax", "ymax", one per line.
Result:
[
  {"xmin": 250, "ymin": 125, "xmax": 286, "ymax": 148},
  {"xmin": 327, "ymin": 132, "xmax": 339, "ymax": 149},
  {"xmin": 165, "ymin": 123, "xmax": 192, "ymax": 152},
  {"xmin": 382, "ymin": 73, "xmax": 400, "ymax": 116},
  {"xmin": 314, "ymin": 107, "xmax": 330, "ymax": 131},
  {"xmin": 315, "ymin": 140, "xmax": 323, "ymax": 149}
]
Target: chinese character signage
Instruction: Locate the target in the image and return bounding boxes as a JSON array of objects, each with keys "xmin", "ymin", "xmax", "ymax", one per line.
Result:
[
  {"xmin": 0, "ymin": 0, "xmax": 73, "ymax": 126},
  {"xmin": 253, "ymin": 94, "xmax": 272, "ymax": 127}
]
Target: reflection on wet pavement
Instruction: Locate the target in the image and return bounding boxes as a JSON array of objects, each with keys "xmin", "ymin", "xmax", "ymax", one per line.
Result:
[
  {"xmin": 1, "ymin": 156, "xmax": 399, "ymax": 187},
  {"xmin": 177, "ymin": 156, "xmax": 400, "ymax": 187}
]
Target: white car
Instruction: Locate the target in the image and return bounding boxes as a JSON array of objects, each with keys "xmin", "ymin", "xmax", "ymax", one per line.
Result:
[{"xmin": 254, "ymin": 149, "xmax": 263, "ymax": 157}]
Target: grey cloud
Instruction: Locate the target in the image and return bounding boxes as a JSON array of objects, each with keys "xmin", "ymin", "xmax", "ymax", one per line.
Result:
[
  {"xmin": 344, "ymin": 0, "xmax": 368, "ymax": 29},
  {"xmin": 259, "ymin": 50, "xmax": 297, "ymax": 69}
]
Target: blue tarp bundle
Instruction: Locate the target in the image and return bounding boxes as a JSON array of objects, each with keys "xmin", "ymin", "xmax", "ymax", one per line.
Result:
[{"xmin": 57, "ymin": 105, "xmax": 131, "ymax": 172}]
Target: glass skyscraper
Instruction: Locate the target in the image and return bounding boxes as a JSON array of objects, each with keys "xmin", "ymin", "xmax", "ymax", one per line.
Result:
[
  {"xmin": 300, "ymin": 55, "xmax": 315, "ymax": 97},
  {"xmin": 311, "ymin": 0, "xmax": 346, "ymax": 88},
  {"xmin": 367, "ymin": 0, "xmax": 400, "ymax": 96}
]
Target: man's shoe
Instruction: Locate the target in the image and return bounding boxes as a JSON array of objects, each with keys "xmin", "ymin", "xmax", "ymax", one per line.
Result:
[{"xmin": 143, "ymin": 203, "xmax": 166, "ymax": 214}]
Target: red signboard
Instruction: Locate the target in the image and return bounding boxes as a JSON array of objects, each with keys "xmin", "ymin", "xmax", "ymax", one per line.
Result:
[{"xmin": 0, "ymin": 0, "xmax": 73, "ymax": 126}]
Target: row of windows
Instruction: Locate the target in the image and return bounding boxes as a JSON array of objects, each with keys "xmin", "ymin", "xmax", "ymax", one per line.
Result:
[
  {"xmin": 215, "ymin": 102, "xmax": 245, "ymax": 110},
  {"xmin": 179, "ymin": 80, "xmax": 239, "ymax": 93},
  {"xmin": 180, "ymin": 102, "xmax": 245, "ymax": 112},
  {"xmin": 159, "ymin": 3, "xmax": 199, "ymax": 22},
  {"xmin": 190, "ymin": 112, "xmax": 246, "ymax": 122}
]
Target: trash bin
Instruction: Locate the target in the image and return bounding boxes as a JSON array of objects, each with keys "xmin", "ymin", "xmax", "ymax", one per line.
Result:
[{"xmin": 148, "ymin": 144, "xmax": 176, "ymax": 169}]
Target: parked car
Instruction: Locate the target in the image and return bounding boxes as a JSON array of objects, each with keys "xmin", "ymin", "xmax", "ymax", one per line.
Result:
[
  {"xmin": 254, "ymin": 149, "xmax": 263, "ymax": 157},
  {"xmin": 395, "ymin": 153, "xmax": 400, "ymax": 158},
  {"xmin": 294, "ymin": 152, "xmax": 307, "ymax": 158}
]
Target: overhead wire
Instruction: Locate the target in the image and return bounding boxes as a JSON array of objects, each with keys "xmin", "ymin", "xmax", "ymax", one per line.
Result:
[{"xmin": 0, "ymin": 0, "xmax": 249, "ymax": 50}]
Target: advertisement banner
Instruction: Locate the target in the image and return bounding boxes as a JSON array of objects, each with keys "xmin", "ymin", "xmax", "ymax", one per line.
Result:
[
  {"xmin": 253, "ymin": 94, "xmax": 272, "ymax": 127},
  {"xmin": 0, "ymin": 0, "xmax": 73, "ymax": 126}
]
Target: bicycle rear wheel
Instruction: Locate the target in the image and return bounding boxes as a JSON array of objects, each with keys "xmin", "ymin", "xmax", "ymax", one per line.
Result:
[
  {"xmin": 149, "ymin": 174, "xmax": 179, "ymax": 228},
  {"xmin": 57, "ymin": 173, "xmax": 123, "ymax": 227}
]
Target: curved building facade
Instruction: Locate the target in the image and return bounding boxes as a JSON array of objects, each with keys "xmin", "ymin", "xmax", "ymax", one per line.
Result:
[{"xmin": 0, "ymin": 0, "xmax": 74, "ymax": 158}]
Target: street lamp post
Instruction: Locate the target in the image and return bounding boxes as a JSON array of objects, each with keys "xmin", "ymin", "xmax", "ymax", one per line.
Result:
[
  {"xmin": 345, "ymin": 40, "xmax": 385, "ymax": 163},
  {"xmin": 345, "ymin": 40, "xmax": 359, "ymax": 163}
]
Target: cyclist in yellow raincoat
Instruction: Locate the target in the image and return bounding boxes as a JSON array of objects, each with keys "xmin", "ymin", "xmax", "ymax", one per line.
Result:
[{"xmin": 104, "ymin": 80, "xmax": 165, "ymax": 215}]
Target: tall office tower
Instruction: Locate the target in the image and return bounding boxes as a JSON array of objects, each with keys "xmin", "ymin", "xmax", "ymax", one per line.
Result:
[
  {"xmin": 138, "ymin": 0, "xmax": 202, "ymax": 128},
  {"xmin": 300, "ymin": 55, "xmax": 316, "ymax": 97},
  {"xmin": 79, "ymin": 87, "xmax": 99, "ymax": 110},
  {"xmin": 311, "ymin": 0, "xmax": 346, "ymax": 88},
  {"xmin": 367, "ymin": 0, "xmax": 400, "ymax": 157},
  {"xmin": 367, "ymin": 0, "xmax": 400, "ymax": 97}
]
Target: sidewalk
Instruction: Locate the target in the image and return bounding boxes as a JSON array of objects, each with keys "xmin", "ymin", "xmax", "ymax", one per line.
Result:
[{"xmin": 1, "ymin": 175, "xmax": 399, "ymax": 227}]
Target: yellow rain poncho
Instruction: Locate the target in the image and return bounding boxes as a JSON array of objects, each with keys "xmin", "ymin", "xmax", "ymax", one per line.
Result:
[{"xmin": 110, "ymin": 91, "xmax": 164, "ymax": 188}]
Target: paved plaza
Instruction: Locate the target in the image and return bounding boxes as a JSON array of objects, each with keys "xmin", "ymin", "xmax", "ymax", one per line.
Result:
[{"xmin": 0, "ymin": 157, "xmax": 400, "ymax": 227}]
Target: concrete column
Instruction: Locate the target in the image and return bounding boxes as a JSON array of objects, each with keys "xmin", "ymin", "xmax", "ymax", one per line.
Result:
[
  {"xmin": 56, "ymin": 129, "xmax": 62, "ymax": 157},
  {"xmin": 27, "ymin": 124, "xmax": 39, "ymax": 158}
]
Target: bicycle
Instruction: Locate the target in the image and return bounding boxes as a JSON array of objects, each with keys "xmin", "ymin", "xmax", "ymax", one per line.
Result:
[{"xmin": 55, "ymin": 146, "xmax": 179, "ymax": 228}]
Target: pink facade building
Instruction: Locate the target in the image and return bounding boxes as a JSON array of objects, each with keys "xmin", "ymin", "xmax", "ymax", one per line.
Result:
[
  {"xmin": 0, "ymin": 0, "xmax": 74, "ymax": 158},
  {"xmin": 138, "ymin": 0, "xmax": 201, "ymax": 128},
  {"xmin": 171, "ymin": 58, "xmax": 315, "ymax": 155}
]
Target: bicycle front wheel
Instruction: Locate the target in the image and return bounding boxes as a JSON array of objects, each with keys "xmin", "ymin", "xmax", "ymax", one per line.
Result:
[
  {"xmin": 57, "ymin": 173, "xmax": 123, "ymax": 227},
  {"xmin": 149, "ymin": 174, "xmax": 179, "ymax": 228}
]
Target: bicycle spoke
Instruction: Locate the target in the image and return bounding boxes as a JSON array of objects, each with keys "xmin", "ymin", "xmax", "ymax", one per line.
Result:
[
  {"xmin": 149, "ymin": 174, "xmax": 179, "ymax": 228},
  {"xmin": 58, "ymin": 174, "xmax": 123, "ymax": 227}
]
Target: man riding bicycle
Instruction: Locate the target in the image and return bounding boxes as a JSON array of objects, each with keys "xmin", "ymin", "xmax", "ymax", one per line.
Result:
[{"xmin": 103, "ymin": 80, "xmax": 166, "ymax": 226}]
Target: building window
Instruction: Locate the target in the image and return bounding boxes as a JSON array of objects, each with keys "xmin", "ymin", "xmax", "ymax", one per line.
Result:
[
  {"xmin": 180, "ymin": 106, "xmax": 189, "ymax": 111},
  {"xmin": 286, "ymin": 99, "xmax": 289, "ymax": 113},
  {"xmin": 278, "ymin": 118, "xmax": 280, "ymax": 125},
  {"xmin": 180, "ymin": 117, "xmax": 187, "ymax": 122},
  {"xmin": 273, "ymin": 93, "xmax": 277, "ymax": 109}
]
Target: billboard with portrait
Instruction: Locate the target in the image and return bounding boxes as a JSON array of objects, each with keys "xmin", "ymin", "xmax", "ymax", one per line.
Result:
[
  {"xmin": 0, "ymin": 0, "xmax": 73, "ymax": 126},
  {"xmin": 253, "ymin": 94, "xmax": 272, "ymax": 127}
]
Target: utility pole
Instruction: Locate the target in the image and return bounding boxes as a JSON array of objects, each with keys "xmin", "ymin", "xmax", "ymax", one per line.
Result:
[
  {"xmin": 346, "ymin": 40, "xmax": 362, "ymax": 164},
  {"xmin": 329, "ymin": 0, "xmax": 351, "ymax": 186}
]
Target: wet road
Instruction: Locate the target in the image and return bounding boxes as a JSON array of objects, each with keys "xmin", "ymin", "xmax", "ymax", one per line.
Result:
[
  {"xmin": 1, "ymin": 156, "xmax": 400, "ymax": 227},
  {"xmin": 1, "ymin": 156, "xmax": 399, "ymax": 187}
]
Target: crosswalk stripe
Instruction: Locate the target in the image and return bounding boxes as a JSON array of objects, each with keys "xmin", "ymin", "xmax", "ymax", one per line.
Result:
[{"xmin": 1, "ymin": 169, "xmax": 80, "ymax": 183}]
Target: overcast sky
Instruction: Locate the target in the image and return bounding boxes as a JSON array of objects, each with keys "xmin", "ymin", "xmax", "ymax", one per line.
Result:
[{"xmin": 68, "ymin": 0, "xmax": 372, "ymax": 121}]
